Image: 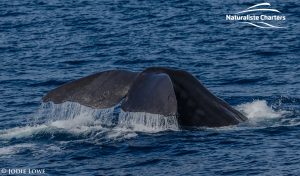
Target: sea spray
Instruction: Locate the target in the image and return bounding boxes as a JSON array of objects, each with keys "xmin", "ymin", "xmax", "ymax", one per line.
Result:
[
  {"xmin": 117, "ymin": 110, "xmax": 179, "ymax": 132},
  {"xmin": 0, "ymin": 102, "xmax": 116, "ymax": 139},
  {"xmin": 236, "ymin": 100, "xmax": 288, "ymax": 120},
  {"xmin": 0, "ymin": 102, "xmax": 181, "ymax": 140},
  {"xmin": 35, "ymin": 102, "xmax": 115, "ymax": 126}
]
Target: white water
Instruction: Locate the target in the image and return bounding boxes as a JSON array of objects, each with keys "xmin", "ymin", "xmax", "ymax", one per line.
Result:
[
  {"xmin": 117, "ymin": 110, "xmax": 179, "ymax": 132},
  {"xmin": 0, "ymin": 100, "xmax": 290, "ymax": 140},
  {"xmin": 0, "ymin": 143, "xmax": 62, "ymax": 156},
  {"xmin": 0, "ymin": 102, "xmax": 178, "ymax": 140},
  {"xmin": 0, "ymin": 144, "xmax": 35, "ymax": 156},
  {"xmin": 35, "ymin": 102, "xmax": 115, "ymax": 126},
  {"xmin": 236, "ymin": 100, "xmax": 288, "ymax": 121},
  {"xmin": 0, "ymin": 102, "xmax": 115, "ymax": 139}
]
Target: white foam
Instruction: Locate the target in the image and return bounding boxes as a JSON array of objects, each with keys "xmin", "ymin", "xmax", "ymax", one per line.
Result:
[
  {"xmin": 5, "ymin": 100, "xmax": 289, "ymax": 140},
  {"xmin": 35, "ymin": 102, "xmax": 115, "ymax": 125},
  {"xmin": 0, "ymin": 102, "xmax": 179, "ymax": 140},
  {"xmin": 0, "ymin": 146, "xmax": 15, "ymax": 155},
  {"xmin": 0, "ymin": 144, "xmax": 34, "ymax": 156},
  {"xmin": 0, "ymin": 102, "xmax": 115, "ymax": 139},
  {"xmin": 0, "ymin": 125, "xmax": 47, "ymax": 139},
  {"xmin": 105, "ymin": 127, "xmax": 138, "ymax": 140},
  {"xmin": 117, "ymin": 110, "xmax": 179, "ymax": 132},
  {"xmin": 236, "ymin": 100, "xmax": 288, "ymax": 121}
]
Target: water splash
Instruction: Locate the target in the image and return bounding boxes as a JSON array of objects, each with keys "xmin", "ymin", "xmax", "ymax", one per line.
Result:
[
  {"xmin": 236, "ymin": 100, "xmax": 288, "ymax": 121},
  {"xmin": 206, "ymin": 100, "xmax": 292, "ymax": 132},
  {"xmin": 0, "ymin": 102, "xmax": 179, "ymax": 140},
  {"xmin": 35, "ymin": 102, "xmax": 115, "ymax": 126},
  {"xmin": 1, "ymin": 100, "xmax": 293, "ymax": 140},
  {"xmin": 0, "ymin": 125, "xmax": 48, "ymax": 139},
  {"xmin": 117, "ymin": 110, "xmax": 179, "ymax": 132},
  {"xmin": 0, "ymin": 102, "xmax": 115, "ymax": 139}
]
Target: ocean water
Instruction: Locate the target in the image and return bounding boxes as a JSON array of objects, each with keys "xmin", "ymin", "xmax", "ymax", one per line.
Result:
[{"xmin": 0, "ymin": 0, "xmax": 299, "ymax": 175}]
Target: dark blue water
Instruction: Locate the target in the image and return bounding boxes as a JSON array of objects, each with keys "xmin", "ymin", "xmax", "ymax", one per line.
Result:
[{"xmin": 0, "ymin": 0, "xmax": 299, "ymax": 175}]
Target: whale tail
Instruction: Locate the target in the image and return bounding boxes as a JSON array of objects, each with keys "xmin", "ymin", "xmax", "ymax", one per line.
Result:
[
  {"xmin": 121, "ymin": 71, "xmax": 177, "ymax": 116},
  {"xmin": 42, "ymin": 70, "xmax": 138, "ymax": 109},
  {"xmin": 43, "ymin": 67, "xmax": 247, "ymax": 127}
]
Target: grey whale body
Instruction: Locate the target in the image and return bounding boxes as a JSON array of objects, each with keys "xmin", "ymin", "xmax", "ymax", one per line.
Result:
[{"xmin": 43, "ymin": 67, "xmax": 247, "ymax": 127}]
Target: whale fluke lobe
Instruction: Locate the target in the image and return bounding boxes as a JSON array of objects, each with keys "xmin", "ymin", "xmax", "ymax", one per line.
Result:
[
  {"xmin": 42, "ymin": 70, "xmax": 138, "ymax": 109},
  {"xmin": 43, "ymin": 67, "xmax": 247, "ymax": 127},
  {"xmin": 144, "ymin": 67, "xmax": 247, "ymax": 126},
  {"xmin": 121, "ymin": 71, "xmax": 177, "ymax": 116}
]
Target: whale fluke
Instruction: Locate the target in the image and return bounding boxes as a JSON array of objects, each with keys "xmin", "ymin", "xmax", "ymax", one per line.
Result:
[
  {"xmin": 121, "ymin": 71, "xmax": 177, "ymax": 116},
  {"xmin": 143, "ymin": 67, "xmax": 247, "ymax": 127},
  {"xmin": 42, "ymin": 67, "xmax": 248, "ymax": 127},
  {"xmin": 42, "ymin": 70, "xmax": 138, "ymax": 109}
]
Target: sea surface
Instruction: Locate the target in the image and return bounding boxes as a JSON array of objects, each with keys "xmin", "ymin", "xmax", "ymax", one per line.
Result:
[{"xmin": 0, "ymin": 0, "xmax": 299, "ymax": 175}]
